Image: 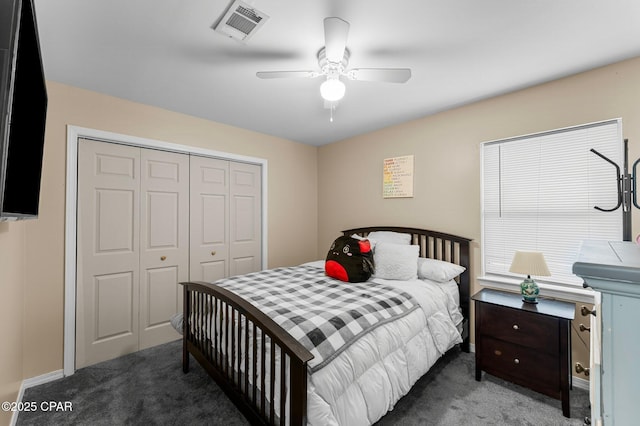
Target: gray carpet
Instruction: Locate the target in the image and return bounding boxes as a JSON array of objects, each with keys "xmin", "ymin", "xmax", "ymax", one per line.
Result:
[{"xmin": 17, "ymin": 341, "xmax": 588, "ymax": 425}]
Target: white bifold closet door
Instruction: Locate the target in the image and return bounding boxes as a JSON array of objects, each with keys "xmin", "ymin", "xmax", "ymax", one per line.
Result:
[
  {"xmin": 76, "ymin": 139, "xmax": 262, "ymax": 369},
  {"xmin": 77, "ymin": 140, "xmax": 141, "ymax": 368},
  {"xmin": 76, "ymin": 139, "xmax": 189, "ymax": 368},
  {"xmin": 189, "ymin": 156, "xmax": 229, "ymax": 281},
  {"xmin": 228, "ymin": 161, "xmax": 262, "ymax": 276},
  {"xmin": 138, "ymin": 148, "xmax": 189, "ymax": 350},
  {"xmin": 189, "ymin": 156, "xmax": 262, "ymax": 281}
]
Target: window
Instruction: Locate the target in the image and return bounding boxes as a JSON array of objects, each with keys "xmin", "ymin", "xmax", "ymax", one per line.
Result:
[{"xmin": 481, "ymin": 119, "xmax": 623, "ymax": 287}]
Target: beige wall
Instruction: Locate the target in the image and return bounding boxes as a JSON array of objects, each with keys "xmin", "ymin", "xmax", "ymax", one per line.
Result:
[
  {"xmin": 318, "ymin": 56, "xmax": 640, "ymax": 381},
  {"xmin": 0, "ymin": 222, "xmax": 25, "ymax": 426},
  {"xmin": 2, "ymin": 81, "xmax": 318, "ymax": 410}
]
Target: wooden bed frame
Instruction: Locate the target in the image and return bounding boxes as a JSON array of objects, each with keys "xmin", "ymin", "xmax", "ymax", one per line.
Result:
[{"xmin": 181, "ymin": 226, "xmax": 471, "ymax": 425}]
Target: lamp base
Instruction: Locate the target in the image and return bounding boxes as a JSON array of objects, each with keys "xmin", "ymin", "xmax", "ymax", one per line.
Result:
[{"xmin": 520, "ymin": 277, "xmax": 539, "ymax": 304}]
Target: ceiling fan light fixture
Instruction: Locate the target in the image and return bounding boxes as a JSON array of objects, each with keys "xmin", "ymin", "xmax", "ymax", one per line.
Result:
[{"xmin": 320, "ymin": 77, "xmax": 345, "ymax": 102}]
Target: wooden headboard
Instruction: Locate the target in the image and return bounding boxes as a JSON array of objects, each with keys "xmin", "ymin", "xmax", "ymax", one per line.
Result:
[{"xmin": 343, "ymin": 226, "xmax": 472, "ymax": 352}]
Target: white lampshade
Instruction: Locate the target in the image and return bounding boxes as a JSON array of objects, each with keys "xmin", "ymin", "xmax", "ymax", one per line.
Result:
[
  {"xmin": 509, "ymin": 250, "xmax": 551, "ymax": 277},
  {"xmin": 320, "ymin": 77, "xmax": 345, "ymax": 102}
]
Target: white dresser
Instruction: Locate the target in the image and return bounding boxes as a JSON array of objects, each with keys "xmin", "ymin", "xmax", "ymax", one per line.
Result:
[{"xmin": 573, "ymin": 241, "xmax": 640, "ymax": 426}]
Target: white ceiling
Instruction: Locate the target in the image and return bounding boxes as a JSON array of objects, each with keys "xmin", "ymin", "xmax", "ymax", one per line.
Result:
[{"xmin": 33, "ymin": 0, "xmax": 640, "ymax": 146}]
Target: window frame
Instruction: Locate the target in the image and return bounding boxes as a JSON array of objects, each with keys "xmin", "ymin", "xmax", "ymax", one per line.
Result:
[{"xmin": 479, "ymin": 118, "xmax": 624, "ymax": 303}]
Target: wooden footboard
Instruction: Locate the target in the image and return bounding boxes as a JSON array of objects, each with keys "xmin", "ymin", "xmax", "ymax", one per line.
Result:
[{"xmin": 181, "ymin": 281, "xmax": 314, "ymax": 425}]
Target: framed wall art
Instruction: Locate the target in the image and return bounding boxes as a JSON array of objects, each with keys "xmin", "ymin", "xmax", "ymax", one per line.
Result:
[{"xmin": 383, "ymin": 155, "xmax": 414, "ymax": 198}]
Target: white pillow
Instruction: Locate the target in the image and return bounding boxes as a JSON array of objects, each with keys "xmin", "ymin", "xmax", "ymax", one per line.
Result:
[
  {"xmin": 418, "ymin": 258, "xmax": 466, "ymax": 282},
  {"xmin": 373, "ymin": 242, "xmax": 419, "ymax": 280},
  {"xmin": 367, "ymin": 231, "xmax": 411, "ymax": 245}
]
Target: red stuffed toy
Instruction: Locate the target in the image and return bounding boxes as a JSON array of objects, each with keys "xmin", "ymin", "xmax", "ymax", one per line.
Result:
[{"xmin": 325, "ymin": 236, "xmax": 374, "ymax": 283}]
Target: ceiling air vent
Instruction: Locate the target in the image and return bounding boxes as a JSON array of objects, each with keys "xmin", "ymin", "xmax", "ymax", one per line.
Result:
[{"xmin": 214, "ymin": 0, "xmax": 270, "ymax": 43}]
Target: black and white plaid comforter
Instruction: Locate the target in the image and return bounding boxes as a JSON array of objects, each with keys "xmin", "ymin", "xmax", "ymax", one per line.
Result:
[{"xmin": 216, "ymin": 265, "xmax": 419, "ymax": 372}]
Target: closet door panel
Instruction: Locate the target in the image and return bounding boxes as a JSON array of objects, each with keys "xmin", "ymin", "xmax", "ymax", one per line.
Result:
[
  {"xmin": 146, "ymin": 266, "xmax": 179, "ymax": 325},
  {"xmin": 76, "ymin": 139, "xmax": 140, "ymax": 369},
  {"xmin": 190, "ymin": 156, "xmax": 229, "ymax": 282},
  {"xmin": 95, "ymin": 272, "xmax": 135, "ymax": 339},
  {"xmin": 139, "ymin": 149, "xmax": 189, "ymax": 349},
  {"xmin": 229, "ymin": 162, "xmax": 262, "ymax": 276}
]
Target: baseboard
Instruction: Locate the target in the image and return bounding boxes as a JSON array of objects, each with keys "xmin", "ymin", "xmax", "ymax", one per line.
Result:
[
  {"xmin": 10, "ymin": 370, "xmax": 64, "ymax": 426},
  {"xmin": 572, "ymin": 375, "xmax": 589, "ymax": 391},
  {"xmin": 467, "ymin": 342, "xmax": 590, "ymax": 391}
]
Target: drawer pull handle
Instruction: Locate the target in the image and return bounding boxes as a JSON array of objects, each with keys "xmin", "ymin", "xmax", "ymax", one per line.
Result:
[
  {"xmin": 160, "ymin": 256, "xmax": 167, "ymax": 261},
  {"xmin": 575, "ymin": 362, "xmax": 590, "ymax": 376},
  {"xmin": 581, "ymin": 305, "xmax": 597, "ymax": 317},
  {"xmin": 512, "ymin": 324, "xmax": 519, "ymax": 330},
  {"xmin": 579, "ymin": 324, "xmax": 591, "ymax": 332},
  {"xmin": 514, "ymin": 358, "xmax": 520, "ymax": 365},
  {"xmin": 494, "ymin": 349, "xmax": 502, "ymax": 356},
  {"xmin": 211, "ymin": 251, "xmax": 216, "ymax": 256}
]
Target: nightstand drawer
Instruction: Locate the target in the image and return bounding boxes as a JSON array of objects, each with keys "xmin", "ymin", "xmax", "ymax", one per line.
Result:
[
  {"xmin": 477, "ymin": 303, "xmax": 559, "ymax": 354},
  {"xmin": 478, "ymin": 336, "xmax": 560, "ymax": 393}
]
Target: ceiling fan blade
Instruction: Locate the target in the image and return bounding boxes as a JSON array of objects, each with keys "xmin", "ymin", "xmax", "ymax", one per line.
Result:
[
  {"xmin": 324, "ymin": 17, "xmax": 350, "ymax": 63},
  {"xmin": 348, "ymin": 68, "xmax": 412, "ymax": 83},
  {"xmin": 256, "ymin": 71, "xmax": 318, "ymax": 79}
]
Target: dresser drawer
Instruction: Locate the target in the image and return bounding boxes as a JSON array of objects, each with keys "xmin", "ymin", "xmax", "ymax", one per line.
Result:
[
  {"xmin": 478, "ymin": 336, "xmax": 560, "ymax": 395},
  {"xmin": 477, "ymin": 303, "xmax": 559, "ymax": 354}
]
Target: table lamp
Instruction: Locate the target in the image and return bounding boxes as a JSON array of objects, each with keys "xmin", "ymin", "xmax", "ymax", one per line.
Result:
[{"xmin": 509, "ymin": 250, "xmax": 551, "ymax": 304}]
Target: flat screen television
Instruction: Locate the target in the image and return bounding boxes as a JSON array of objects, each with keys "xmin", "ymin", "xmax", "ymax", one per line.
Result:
[{"xmin": 0, "ymin": 0, "xmax": 47, "ymax": 220}]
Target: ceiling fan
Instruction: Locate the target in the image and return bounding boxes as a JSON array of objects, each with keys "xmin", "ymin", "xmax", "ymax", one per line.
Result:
[{"xmin": 256, "ymin": 17, "xmax": 411, "ymax": 108}]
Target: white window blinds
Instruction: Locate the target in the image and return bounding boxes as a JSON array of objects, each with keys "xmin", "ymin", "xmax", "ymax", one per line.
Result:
[{"xmin": 481, "ymin": 119, "xmax": 623, "ymax": 286}]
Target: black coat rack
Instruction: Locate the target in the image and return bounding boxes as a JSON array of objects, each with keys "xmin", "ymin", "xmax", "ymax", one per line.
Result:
[{"xmin": 591, "ymin": 139, "xmax": 640, "ymax": 241}]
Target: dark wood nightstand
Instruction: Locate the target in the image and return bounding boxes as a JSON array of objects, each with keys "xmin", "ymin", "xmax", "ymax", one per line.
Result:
[{"xmin": 473, "ymin": 288, "xmax": 575, "ymax": 418}]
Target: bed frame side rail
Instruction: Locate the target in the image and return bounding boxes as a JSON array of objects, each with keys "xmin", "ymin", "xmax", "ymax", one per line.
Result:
[{"xmin": 181, "ymin": 281, "xmax": 314, "ymax": 426}]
